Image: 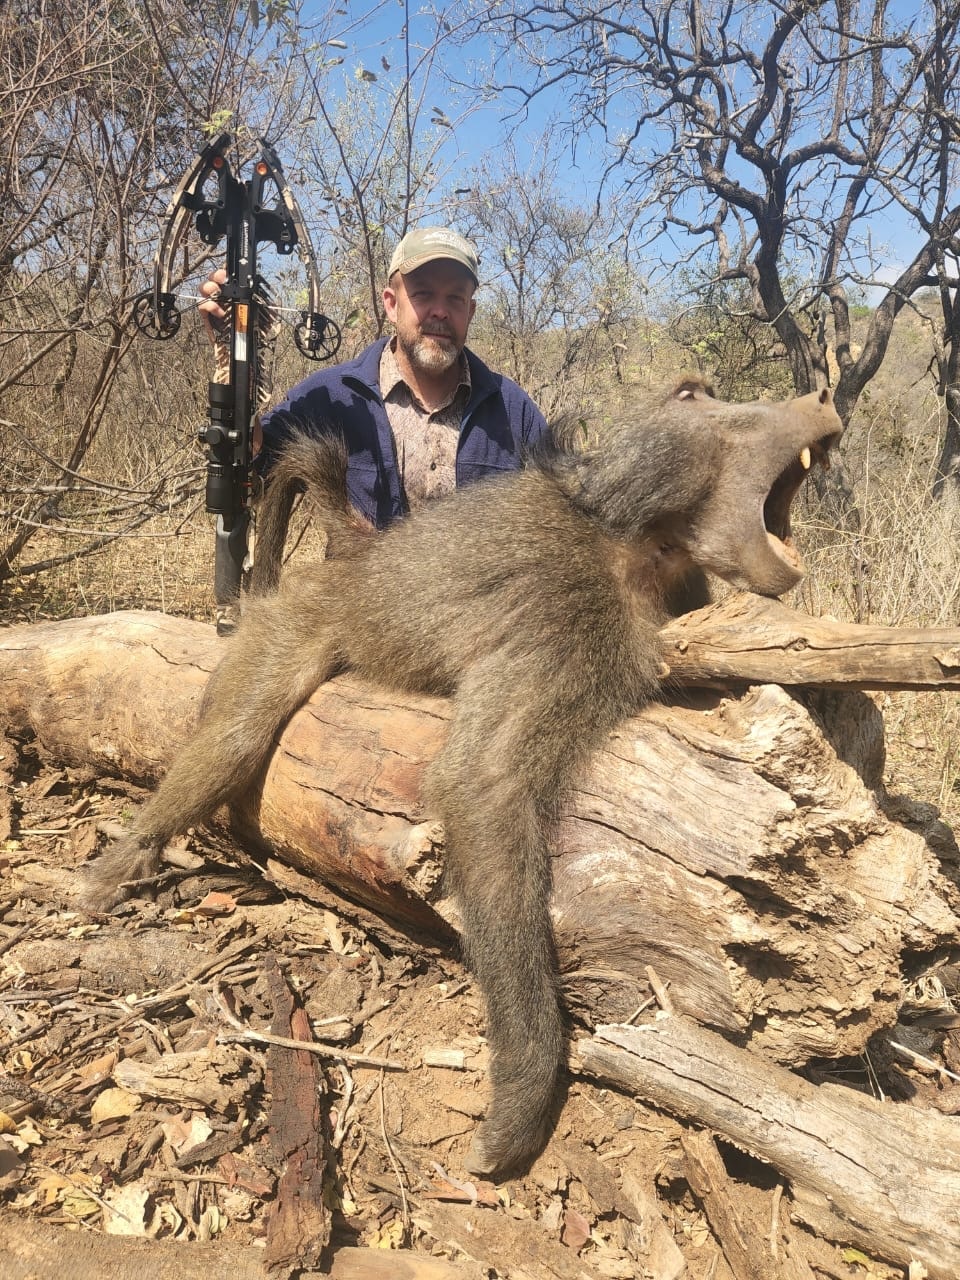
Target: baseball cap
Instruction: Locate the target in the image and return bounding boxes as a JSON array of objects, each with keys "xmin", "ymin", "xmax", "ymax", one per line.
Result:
[{"xmin": 388, "ymin": 226, "xmax": 480, "ymax": 285}]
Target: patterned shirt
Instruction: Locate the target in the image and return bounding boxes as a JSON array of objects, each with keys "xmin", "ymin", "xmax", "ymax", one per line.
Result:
[{"xmin": 379, "ymin": 341, "xmax": 471, "ymax": 509}]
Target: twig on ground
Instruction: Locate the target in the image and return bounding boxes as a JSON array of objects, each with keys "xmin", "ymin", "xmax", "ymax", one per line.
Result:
[{"xmin": 212, "ymin": 981, "xmax": 404, "ymax": 1069}]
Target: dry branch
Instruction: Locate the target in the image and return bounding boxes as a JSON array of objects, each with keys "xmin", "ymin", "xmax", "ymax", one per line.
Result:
[
  {"xmin": 577, "ymin": 1016, "xmax": 960, "ymax": 1280},
  {"xmin": 680, "ymin": 1130, "xmax": 815, "ymax": 1280},
  {"xmin": 662, "ymin": 592, "xmax": 960, "ymax": 689},
  {"xmin": 261, "ymin": 953, "xmax": 330, "ymax": 1272}
]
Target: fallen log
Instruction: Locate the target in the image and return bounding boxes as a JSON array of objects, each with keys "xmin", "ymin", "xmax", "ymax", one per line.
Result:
[
  {"xmin": 0, "ymin": 602, "xmax": 957, "ymax": 1070},
  {"xmin": 662, "ymin": 592, "xmax": 960, "ymax": 689},
  {"xmin": 0, "ymin": 1211, "xmax": 482, "ymax": 1280},
  {"xmin": 577, "ymin": 1016, "xmax": 960, "ymax": 1280},
  {"xmin": 0, "ymin": 1210, "xmax": 268, "ymax": 1280}
]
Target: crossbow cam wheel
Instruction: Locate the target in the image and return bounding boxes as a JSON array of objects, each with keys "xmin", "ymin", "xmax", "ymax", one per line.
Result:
[
  {"xmin": 132, "ymin": 291, "xmax": 181, "ymax": 340},
  {"xmin": 295, "ymin": 313, "xmax": 342, "ymax": 361}
]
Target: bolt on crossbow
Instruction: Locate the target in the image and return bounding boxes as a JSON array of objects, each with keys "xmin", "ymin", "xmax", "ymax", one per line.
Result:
[{"xmin": 134, "ymin": 132, "xmax": 342, "ymax": 633}]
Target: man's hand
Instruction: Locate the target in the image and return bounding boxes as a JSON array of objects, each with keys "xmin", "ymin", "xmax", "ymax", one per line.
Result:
[
  {"xmin": 198, "ymin": 267, "xmax": 229, "ymax": 340},
  {"xmin": 199, "ymin": 266, "xmax": 263, "ymax": 457}
]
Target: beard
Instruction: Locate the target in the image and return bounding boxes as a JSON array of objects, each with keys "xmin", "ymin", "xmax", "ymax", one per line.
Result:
[{"xmin": 397, "ymin": 323, "xmax": 461, "ymax": 375}]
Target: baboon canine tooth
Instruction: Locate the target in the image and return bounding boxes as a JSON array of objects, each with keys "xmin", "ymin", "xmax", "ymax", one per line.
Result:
[{"xmin": 800, "ymin": 446, "xmax": 811, "ymax": 470}]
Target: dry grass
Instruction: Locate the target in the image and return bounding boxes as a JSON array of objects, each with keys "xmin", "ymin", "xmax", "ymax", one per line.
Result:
[
  {"xmin": 3, "ymin": 513, "xmax": 214, "ymax": 624},
  {"xmin": 792, "ymin": 389, "xmax": 960, "ymax": 829}
]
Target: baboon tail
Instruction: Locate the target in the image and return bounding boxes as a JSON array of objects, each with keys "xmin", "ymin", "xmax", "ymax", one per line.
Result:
[
  {"xmin": 251, "ymin": 430, "xmax": 372, "ymax": 594},
  {"xmin": 429, "ymin": 643, "xmax": 644, "ymax": 1180},
  {"xmin": 457, "ymin": 825, "xmax": 567, "ymax": 1180},
  {"xmin": 429, "ymin": 671, "xmax": 577, "ymax": 1180}
]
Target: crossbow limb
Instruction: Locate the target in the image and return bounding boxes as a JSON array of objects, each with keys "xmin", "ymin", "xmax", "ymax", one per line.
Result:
[{"xmin": 133, "ymin": 132, "xmax": 342, "ymax": 631}]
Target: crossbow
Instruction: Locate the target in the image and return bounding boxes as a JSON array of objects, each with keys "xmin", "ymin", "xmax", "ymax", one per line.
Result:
[{"xmin": 134, "ymin": 132, "xmax": 342, "ymax": 631}]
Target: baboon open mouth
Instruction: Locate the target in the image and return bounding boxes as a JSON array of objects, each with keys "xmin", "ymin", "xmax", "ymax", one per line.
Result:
[{"xmin": 763, "ymin": 436, "xmax": 839, "ymax": 568}]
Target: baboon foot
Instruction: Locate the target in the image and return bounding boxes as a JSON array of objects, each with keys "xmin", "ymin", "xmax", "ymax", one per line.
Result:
[{"xmin": 78, "ymin": 833, "xmax": 164, "ymax": 912}]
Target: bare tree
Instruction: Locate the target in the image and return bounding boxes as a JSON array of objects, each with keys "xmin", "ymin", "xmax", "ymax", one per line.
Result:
[
  {"xmin": 253, "ymin": 0, "xmax": 484, "ymax": 343},
  {"xmin": 926, "ymin": 262, "xmax": 960, "ymax": 504},
  {"xmin": 0, "ymin": 0, "xmax": 328, "ymax": 582},
  {"xmin": 454, "ymin": 145, "xmax": 647, "ymax": 418},
  {"xmin": 467, "ymin": 1, "xmax": 960, "ymax": 474},
  {"xmin": 661, "ymin": 274, "xmax": 796, "ymax": 401}
]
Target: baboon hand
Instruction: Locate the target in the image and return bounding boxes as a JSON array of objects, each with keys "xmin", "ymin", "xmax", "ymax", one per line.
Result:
[{"xmin": 77, "ymin": 834, "xmax": 163, "ymax": 912}]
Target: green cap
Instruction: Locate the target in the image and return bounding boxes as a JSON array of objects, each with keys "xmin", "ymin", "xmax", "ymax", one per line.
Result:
[{"xmin": 388, "ymin": 226, "xmax": 479, "ymax": 285}]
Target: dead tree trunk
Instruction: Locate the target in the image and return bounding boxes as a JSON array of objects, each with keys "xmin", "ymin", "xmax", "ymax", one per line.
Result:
[
  {"xmin": 661, "ymin": 592, "xmax": 960, "ymax": 689},
  {"xmin": 0, "ymin": 603, "xmax": 957, "ymax": 1070}
]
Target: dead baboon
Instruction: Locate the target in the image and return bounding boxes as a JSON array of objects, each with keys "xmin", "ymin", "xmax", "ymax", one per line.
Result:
[{"xmin": 82, "ymin": 377, "xmax": 843, "ymax": 1180}]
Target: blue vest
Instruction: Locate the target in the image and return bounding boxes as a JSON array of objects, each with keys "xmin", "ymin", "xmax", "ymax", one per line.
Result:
[{"xmin": 260, "ymin": 338, "xmax": 550, "ymax": 528}]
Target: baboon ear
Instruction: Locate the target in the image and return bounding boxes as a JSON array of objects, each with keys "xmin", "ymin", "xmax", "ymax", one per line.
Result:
[{"xmin": 673, "ymin": 376, "xmax": 715, "ymax": 401}]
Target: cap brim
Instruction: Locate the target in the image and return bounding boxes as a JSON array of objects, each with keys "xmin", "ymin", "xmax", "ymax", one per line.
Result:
[{"xmin": 396, "ymin": 252, "xmax": 478, "ymax": 284}]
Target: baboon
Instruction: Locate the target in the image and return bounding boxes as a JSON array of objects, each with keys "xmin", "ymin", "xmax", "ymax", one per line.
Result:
[{"xmin": 82, "ymin": 377, "xmax": 843, "ymax": 1180}]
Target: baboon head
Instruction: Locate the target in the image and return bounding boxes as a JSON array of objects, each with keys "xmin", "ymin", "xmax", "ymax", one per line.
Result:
[
  {"xmin": 571, "ymin": 377, "xmax": 844, "ymax": 600},
  {"xmin": 680, "ymin": 380, "xmax": 844, "ymax": 596}
]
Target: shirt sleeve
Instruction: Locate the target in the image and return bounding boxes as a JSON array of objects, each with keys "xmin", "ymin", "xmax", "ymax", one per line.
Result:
[{"xmin": 524, "ymin": 399, "xmax": 552, "ymax": 449}]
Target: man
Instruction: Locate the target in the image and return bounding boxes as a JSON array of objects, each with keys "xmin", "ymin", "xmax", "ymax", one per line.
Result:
[{"xmin": 201, "ymin": 226, "xmax": 550, "ymax": 529}]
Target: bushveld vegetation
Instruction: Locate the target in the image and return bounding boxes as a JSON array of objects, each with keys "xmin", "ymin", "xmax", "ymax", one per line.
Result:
[{"xmin": 3, "ymin": 0, "xmax": 960, "ymax": 819}]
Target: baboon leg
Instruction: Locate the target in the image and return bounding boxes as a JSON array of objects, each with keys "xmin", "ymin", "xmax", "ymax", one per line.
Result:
[
  {"xmin": 428, "ymin": 659, "xmax": 581, "ymax": 1179},
  {"xmin": 81, "ymin": 592, "xmax": 342, "ymax": 907}
]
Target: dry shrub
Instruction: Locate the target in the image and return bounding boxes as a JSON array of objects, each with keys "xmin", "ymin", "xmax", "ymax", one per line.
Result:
[
  {"xmin": 796, "ymin": 386, "xmax": 959, "ymax": 627},
  {"xmin": 793, "ymin": 391, "xmax": 960, "ymax": 827}
]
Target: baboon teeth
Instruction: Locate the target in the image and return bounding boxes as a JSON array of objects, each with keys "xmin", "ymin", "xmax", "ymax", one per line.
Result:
[{"xmin": 800, "ymin": 439, "xmax": 835, "ymax": 472}]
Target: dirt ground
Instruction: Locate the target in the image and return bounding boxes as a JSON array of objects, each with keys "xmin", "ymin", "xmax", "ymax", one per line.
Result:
[{"xmin": 0, "ymin": 720, "xmax": 948, "ymax": 1280}]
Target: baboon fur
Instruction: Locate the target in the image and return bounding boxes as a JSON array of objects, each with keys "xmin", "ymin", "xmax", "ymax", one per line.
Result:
[{"xmin": 83, "ymin": 377, "xmax": 842, "ymax": 1180}]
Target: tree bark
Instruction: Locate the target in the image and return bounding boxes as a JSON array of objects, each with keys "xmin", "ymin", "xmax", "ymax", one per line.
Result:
[
  {"xmin": 577, "ymin": 1016, "xmax": 960, "ymax": 1280},
  {"xmin": 0, "ymin": 1210, "xmax": 268, "ymax": 1280},
  {"xmin": 1, "ymin": 604, "xmax": 957, "ymax": 1070},
  {"xmin": 0, "ymin": 1212, "xmax": 480, "ymax": 1280}
]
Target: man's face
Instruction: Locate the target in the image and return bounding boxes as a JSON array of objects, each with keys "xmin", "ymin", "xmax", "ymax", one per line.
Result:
[{"xmin": 383, "ymin": 261, "xmax": 477, "ymax": 375}]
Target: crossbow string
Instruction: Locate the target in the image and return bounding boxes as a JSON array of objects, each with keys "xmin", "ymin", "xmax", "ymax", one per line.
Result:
[{"xmin": 133, "ymin": 132, "xmax": 342, "ymax": 632}]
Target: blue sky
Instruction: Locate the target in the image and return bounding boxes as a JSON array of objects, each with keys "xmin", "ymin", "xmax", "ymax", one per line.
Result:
[
  {"xmin": 303, "ymin": 0, "xmax": 612, "ymax": 202},
  {"xmin": 291, "ymin": 0, "xmax": 930, "ymax": 298}
]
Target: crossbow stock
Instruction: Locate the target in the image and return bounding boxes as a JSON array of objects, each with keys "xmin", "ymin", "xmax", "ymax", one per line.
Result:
[{"xmin": 134, "ymin": 132, "xmax": 342, "ymax": 632}]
